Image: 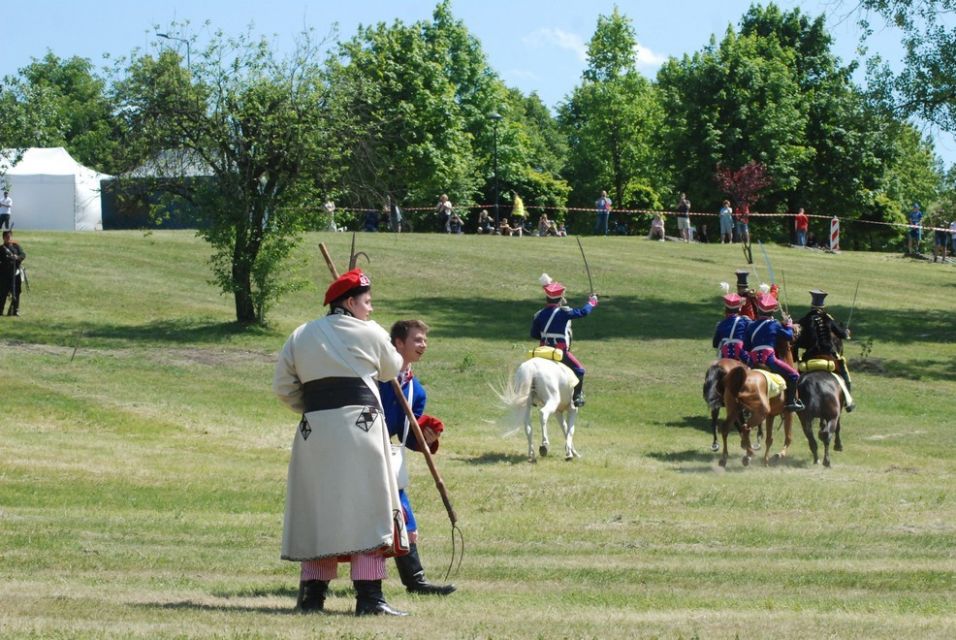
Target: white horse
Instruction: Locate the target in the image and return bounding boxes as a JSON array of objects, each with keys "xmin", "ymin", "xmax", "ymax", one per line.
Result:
[{"xmin": 502, "ymin": 358, "xmax": 580, "ymax": 462}]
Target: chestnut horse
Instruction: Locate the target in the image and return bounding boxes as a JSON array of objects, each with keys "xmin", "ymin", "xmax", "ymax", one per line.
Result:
[
  {"xmin": 720, "ymin": 365, "xmax": 794, "ymax": 467},
  {"xmin": 702, "ymin": 358, "xmax": 761, "ymax": 452}
]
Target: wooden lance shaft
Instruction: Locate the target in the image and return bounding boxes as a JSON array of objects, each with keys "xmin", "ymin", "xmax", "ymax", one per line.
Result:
[{"xmin": 317, "ymin": 242, "xmax": 458, "ymax": 526}]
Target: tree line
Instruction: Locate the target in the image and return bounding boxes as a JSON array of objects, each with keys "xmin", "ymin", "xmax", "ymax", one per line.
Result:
[{"xmin": 0, "ymin": 1, "xmax": 951, "ymax": 323}]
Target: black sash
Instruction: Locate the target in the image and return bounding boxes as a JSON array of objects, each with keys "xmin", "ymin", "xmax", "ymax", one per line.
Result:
[{"xmin": 302, "ymin": 377, "xmax": 379, "ymax": 412}]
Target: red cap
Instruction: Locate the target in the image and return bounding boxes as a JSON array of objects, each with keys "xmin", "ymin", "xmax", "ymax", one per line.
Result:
[
  {"xmin": 755, "ymin": 292, "xmax": 778, "ymax": 313},
  {"xmin": 543, "ymin": 282, "xmax": 566, "ymax": 298},
  {"xmin": 722, "ymin": 293, "xmax": 744, "ymax": 309},
  {"xmin": 324, "ymin": 268, "xmax": 371, "ymax": 305}
]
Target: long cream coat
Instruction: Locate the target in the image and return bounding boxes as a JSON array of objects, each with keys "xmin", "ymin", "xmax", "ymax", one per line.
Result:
[{"xmin": 273, "ymin": 313, "xmax": 405, "ymax": 561}]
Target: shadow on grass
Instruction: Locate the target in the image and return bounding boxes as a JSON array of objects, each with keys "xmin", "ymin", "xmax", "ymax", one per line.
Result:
[
  {"xmin": 852, "ymin": 357, "xmax": 956, "ymax": 383},
  {"xmin": 647, "ymin": 449, "xmax": 715, "ymax": 464},
  {"xmin": 462, "ymin": 451, "xmax": 529, "ymax": 465},
  {"xmin": 664, "ymin": 414, "xmax": 713, "ymax": 435}
]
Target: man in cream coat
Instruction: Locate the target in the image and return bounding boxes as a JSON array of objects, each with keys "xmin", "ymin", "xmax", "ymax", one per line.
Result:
[{"xmin": 273, "ymin": 268, "xmax": 409, "ymax": 616}]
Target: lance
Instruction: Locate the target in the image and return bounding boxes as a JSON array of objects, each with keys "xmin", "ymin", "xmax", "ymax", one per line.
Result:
[
  {"xmin": 318, "ymin": 242, "xmax": 461, "ymax": 574},
  {"xmin": 575, "ymin": 236, "xmax": 595, "ymax": 296},
  {"xmin": 846, "ymin": 279, "xmax": 861, "ymax": 333}
]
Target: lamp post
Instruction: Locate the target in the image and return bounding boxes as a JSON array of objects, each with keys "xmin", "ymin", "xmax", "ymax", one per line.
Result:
[
  {"xmin": 489, "ymin": 111, "xmax": 502, "ymax": 228},
  {"xmin": 157, "ymin": 33, "xmax": 191, "ymax": 71}
]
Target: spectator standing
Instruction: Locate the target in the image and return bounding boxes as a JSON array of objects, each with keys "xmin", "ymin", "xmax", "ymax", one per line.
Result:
[
  {"xmin": 436, "ymin": 194, "xmax": 453, "ymax": 233},
  {"xmin": 675, "ymin": 193, "xmax": 691, "ymax": 242},
  {"xmin": 324, "ymin": 201, "xmax": 339, "ymax": 232},
  {"xmin": 907, "ymin": 203, "xmax": 923, "ymax": 254},
  {"xmin": 794, "ymin": 207, "xmax": 809, "ymax": 247},
  {"xmin": 476, "ymin": 209, "xmax": 494, "ymax": 234},
  {"xmin": 0, "ymin": 191, "xmax": 11, "ymax": 230},
  {"xmin": 734, "ymin": 204, "xmax": 751, "ymax": 245},
  {"xmin": 932, "ymin": 213, "xmax": 949, "ymax": 262},
  {"xmin": 950, "ymin": 219, "xmax": 956, "ymax": 256},
  {"xmin": 594, "ymin": 190, "xmax": 612, "ymax": 236},
  {"xmin": 510, "ymin": 191, "xmax": 526, "ymax": 232},
  {"xmin": 718, "ymin": 200, "xmax": 733, "ymax": 244},
  {"xmin": 1, "ymin": 230, "xmax": 25, "ymax": 316},
  {"xmin": 387, "ymin": 196, "xmax": 403, "ymax": 233}
]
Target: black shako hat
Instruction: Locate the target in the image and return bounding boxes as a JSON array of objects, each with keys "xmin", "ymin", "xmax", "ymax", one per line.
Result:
[
  {"xmin": 735, "ymin": 269, "xmax": 750, "ymax": 292},
  {"xmin": 809, "ymin": 289, "xmax": 828, "ymax": 308}
]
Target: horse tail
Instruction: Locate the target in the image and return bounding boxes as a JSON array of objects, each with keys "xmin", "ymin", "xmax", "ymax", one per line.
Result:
[
  {"xmin": 703, "ymin": 363, "xmax": 724, "ymax": 411},
  {"xmin": 725, "ymin": 365, "xmax": 748, "ymax": 400},
  {"xmin": 498, "ymin": 359, "xmax": 534, "ymax": 411}
]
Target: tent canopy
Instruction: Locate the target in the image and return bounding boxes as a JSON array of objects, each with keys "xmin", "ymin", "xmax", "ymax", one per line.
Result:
[{"xmin": 0, "ymin": 147, "xmax": 111, "ymax": 231}]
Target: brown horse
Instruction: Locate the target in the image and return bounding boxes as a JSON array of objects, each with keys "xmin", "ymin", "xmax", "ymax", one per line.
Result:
[
  {"xmin": 702, "ymin": 358, "xmax": 758, "ymax": 452},
  {"xmin": 796, "ymin": 368, "xmax": 847, "ymax": 467},
  {"xmin": 720, "ymin": 366, "xmax": 794, "ymax": 467}
]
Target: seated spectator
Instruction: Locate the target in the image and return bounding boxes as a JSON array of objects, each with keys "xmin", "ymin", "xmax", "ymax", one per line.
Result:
[
  {"xmin": 449, "ymin": 212, "xmax": 464, "ymax": 234},
  {"xmin": 499, "ymin": 218, "xmax": 522, "ymax": 237},
  {"xmin": 476, "ymin": 209, "xmax": 495, "ymax": 234},
  {"xmin": 648, "ymin": 213, "xmax": 665, "ymax": 241},
  {"xmin": 555, "ymin": 223, "xmax": 567, "ymax": 237},
  {"xmin": 364, "ymin": 208, "xmax": 380, "ymax": 232}
]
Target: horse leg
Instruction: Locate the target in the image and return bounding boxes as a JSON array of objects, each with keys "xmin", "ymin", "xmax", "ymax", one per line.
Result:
[
  {"xmin": 777, "ymin": 412, "xmax": 793, "ymax": 461},
  {"xmin": 719, "ymin": 399, "xmax": 737, "ymax": 467},
  {"xmin": 763, "ymin": 415, "xmax": 775, "ymax": 466},
  {"xmin": 562, "ymin": 409, "xmax": 579, "ymax": 460},
  {"xmin": 820, "ymin": 419, "xmax": 833, "ymax": 468},
  {"xmin": 753, "ymin": 418, "xmax": 763, "ymax": 451},
  {"xmin": 710, "ymin": 407, "xmax": 720, "ymax": 452},
  {"xmin": 800, "ymin": 415, "xmax": 819, "ymax": 464},
  {"xmin": 539, "ymin": 406, "xmax": 552, "ymax": 458},
  {"xmin": 834, "ymin": 416, "xmax": 843, "ymax": 452},
  {"xmin": 523, "ymin": 403, "xmax": 535, "ymax": 463}
]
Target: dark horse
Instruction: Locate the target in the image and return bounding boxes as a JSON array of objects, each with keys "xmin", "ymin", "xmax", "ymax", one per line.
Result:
[
  {"xmin": 720, "ymin": 365, "xmax": 794, "ymax": 467},
  {"xmin": 796, "ymin": 371, "xmax": 846, "ymax": 467},
  {"xmin": 702, "ymin": 358, "xmax": 760, "ymax": 452}
]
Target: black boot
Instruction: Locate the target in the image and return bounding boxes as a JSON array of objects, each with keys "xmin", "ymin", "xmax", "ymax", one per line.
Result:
[
  {"xmin": 572, "ymin": 379, "xmax": 585, "ymax": 407},
  {"xmin": 354, "ymin": 579, "xmax": 408, "ymax": 617},
  {"xmin": 295, "ymin": 579, "xmax": 328, "ymax": 613},
  {"xmin": 784, "ymin": 383, "xmax": 804, "ymax": 412},
  {"xmin": 395, "ymin": 543, "xmax": 456, "ymax": 595}
]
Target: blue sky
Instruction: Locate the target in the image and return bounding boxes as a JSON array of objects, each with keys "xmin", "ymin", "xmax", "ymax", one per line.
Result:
[{"xmin": 3, "ymin": 0, "xmax": 953, "ymax": 166}]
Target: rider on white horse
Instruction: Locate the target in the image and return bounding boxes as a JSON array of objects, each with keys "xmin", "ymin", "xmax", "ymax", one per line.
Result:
[
  {"xmin": 531, "ymin": 274, "xmax": 598, "ymax": 407},
  {"xmin": 713, "ymin": 292, "xmax": 752, "ymax": 364}
]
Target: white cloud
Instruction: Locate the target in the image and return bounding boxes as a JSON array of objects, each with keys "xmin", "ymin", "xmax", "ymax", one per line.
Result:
[
  {"xmin": 523, "ymin": 27, "xmax": 588, "ymax": 62},
  {"xmin": 633, "ymin": 44, "xmax": 667, "ymax": 71}
]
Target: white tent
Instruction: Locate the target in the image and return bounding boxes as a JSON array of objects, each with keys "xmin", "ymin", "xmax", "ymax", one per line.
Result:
[{"xmin": 0, "ymin": 147, "xmax": 111, "ymax": 231}]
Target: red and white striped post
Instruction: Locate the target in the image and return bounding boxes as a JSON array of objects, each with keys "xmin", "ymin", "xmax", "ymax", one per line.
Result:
[{"xmin": 830, "ymin": 216, "xmax": 840, "ymax": 252}]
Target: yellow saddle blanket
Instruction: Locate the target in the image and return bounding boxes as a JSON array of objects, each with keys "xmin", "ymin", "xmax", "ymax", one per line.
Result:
[
  {"xmin": 753, "ymin": 369, "xmax": 786, "ymax": 399},
  {"xmin": 527, "ymin": 346, "xmax": 564, "ymax": 362}
]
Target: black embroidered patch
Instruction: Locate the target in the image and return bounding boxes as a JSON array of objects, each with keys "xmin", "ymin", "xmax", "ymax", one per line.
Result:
[
  {"xmin": 355, "ymin": 406, "xmax": 379, "ymax": 432},
  {"xmin": 299, "ymin": 417, "xmax": 311, "ymax": 440}
]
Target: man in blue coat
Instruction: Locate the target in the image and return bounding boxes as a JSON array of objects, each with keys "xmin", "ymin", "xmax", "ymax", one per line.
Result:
[
  {"xmin": 712, "ymin": 293, "xmax": 751, "ymax": 364},
  {"xmin": 531, "ymin": 274, "xmax": 598, "ymax": 407},
  {"xmin": 378, "ymin": 319, "xmax": 456, "ymax": 596},
  {"xmin": 744, "ymin": 293, "xmax": 804, "ymax": 411}
]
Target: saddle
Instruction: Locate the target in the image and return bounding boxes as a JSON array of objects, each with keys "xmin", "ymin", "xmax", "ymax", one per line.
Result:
[
  {"xmin": 527, "ymin": 345, "xmax": 564, "ymax": 362},
  {"xmin": 753, "ymin": 369, "xmax": 786, "ymax": 399}
]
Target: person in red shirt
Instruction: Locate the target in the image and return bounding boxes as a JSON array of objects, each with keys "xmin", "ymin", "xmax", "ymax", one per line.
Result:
[{"xmin": 794, "ymin": 208, "xmax": 809, "ymax": 247}]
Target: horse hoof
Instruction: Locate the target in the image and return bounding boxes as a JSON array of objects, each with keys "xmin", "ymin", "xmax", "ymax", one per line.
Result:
[
  {"xmin": 741, "ymin": 456, "xmax": 750, "ymax": 467},
  {"xmin": 539, "ymin": 445, "xmax": 549, "ymax": 457},
  {"xmin": 527, "ymin": 456, "xmax": 536, "ymax": 464},
  {"xmin": 718, "ymin": 458, "xmax": 727, "ymax": 468},
  {"xmin": 834, "ymin": 444, "xmax": 843, "ymax": 452},
  {"xmin": 565, "ymin": 454, "xmax": 574, "ymax": 461},
  {"xmin": 711, "ymin": 442, "xmax": 719, "ymax": 452},
  {"xmin": 823, "ymin": 458, "xmax": 831, "ymax": 468},
  {"xmin": 752, "ymin": 443, "xmax": 761, "ymax": 451}
]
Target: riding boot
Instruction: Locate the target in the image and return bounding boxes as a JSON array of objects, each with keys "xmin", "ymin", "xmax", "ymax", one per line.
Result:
[
  {"xmin": 295, "ymin": 579, "xmax": 328, "ymax": 613},
  {"xmin": 354, "ymin": 580, "xmax": 408, "ymax": 617},
  {"xmin": 784, "ymin": 383, "xmax": 804, "ymax": 412},
  {"xmin": 572, "ymin": 379, "xmax": 585, "ymax": 407},
  {"xmin": 394, "ymin": 543, "xmax": 456, "ymax": 595}
]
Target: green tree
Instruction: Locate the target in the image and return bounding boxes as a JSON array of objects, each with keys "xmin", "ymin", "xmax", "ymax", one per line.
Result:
[
  {"xmin": 1, "ymin": 53, "xmax": 121, "ymax": 172},
  {"xmin": 113, "ymin": 28, "xmax": 339, "ymax": 324},
  {"xmin": 559, "ymin": 7, "xmax": 664, "ymax": 226}
]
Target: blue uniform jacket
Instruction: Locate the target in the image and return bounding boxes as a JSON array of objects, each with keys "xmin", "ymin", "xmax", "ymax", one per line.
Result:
[
  {"xmin": 378, "ymin": 374, "xmax": 428, "ymax": 452},
  {"xmin": 744, "ymin": 317, "xmax": 793, "ymax": 351},
  {"xmin": 531, "ymin": 301, "xmax": 595, "ymax": 347},
  {"xmin": 713, "ymin": 314, "xmax": 752, "ymax": 349}
]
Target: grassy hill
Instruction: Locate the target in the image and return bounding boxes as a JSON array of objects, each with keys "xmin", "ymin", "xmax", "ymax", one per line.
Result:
[{"xmin": 1, "ymin": 230, "xmax": 954, "ymax": 639}]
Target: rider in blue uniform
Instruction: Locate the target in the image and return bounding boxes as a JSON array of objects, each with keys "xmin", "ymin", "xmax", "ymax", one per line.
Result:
[
  {"xmin": 378, "ymin": 319, "xmax": 455, "ymax": 597},
  {"xmin": 712, "ymin": 292, "xmax": 752, "ymax": 364},
  {"xmin": 744, "ymin": 293, "xmax": 804, "ymax": 411},
  {"xmin": 531, "ymin": 273, "xmax": 598, "ymax": 407}
]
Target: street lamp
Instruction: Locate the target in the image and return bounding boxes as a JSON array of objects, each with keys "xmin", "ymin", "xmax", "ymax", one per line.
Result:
[
  {"xmin": 488, "ymin": 111, "xmax": 503, "ymax": 228},
  {"xmin": 157, "ymin": 33, "xmax": 191, "ymax": 71}
]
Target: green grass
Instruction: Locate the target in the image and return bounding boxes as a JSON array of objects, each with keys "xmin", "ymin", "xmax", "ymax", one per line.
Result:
[{"xmin": 1, "ymin": 230, "xmax": 954, "ymax": 639}]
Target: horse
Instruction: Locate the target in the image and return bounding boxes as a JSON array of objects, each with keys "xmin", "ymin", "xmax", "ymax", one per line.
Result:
[
  {"xmin": 796, "ymin": 370, "xmax": 847, "ymax": 467},
  {"xmin": 702, "ymin": 358, "xmax": 761, "ymax": 452},
  {"xmin": 720, "ymin": 366, "xmax": 794, "ymax": 467},
  {"xmin": 502, "ymin": 357, "xmax": 580, "ymax": 462}
]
